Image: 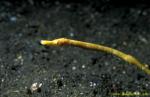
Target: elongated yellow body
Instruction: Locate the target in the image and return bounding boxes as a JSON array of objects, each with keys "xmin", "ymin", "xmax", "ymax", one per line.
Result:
[{"xmin": 41, "ymin": 38, "xmax": 150, "ymax": 75}]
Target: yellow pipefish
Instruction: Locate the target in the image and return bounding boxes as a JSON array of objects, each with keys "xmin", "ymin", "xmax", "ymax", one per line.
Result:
[{"xmin": 41, "ymin": 38, "xmax": 150, "ymax": 75}]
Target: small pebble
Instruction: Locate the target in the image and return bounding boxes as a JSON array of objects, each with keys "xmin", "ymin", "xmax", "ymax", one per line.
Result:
[
  {"xmin": 112, "ymin": 66, "xmax": 116, "ymax": 70},
  {"xmin": 73, "ymin": 60, "xmax": 77, "ymax": 64},
  {"xmin": 123, "ymin": 41, "xmax": 127, "ymax": 46},
  {"xmin": 104, "ymin": 62, "xmax": 109, "ymax": 66},
  {"xmin": 82, "ymin": 65, "xmax": 85, "ymax": 69},
  {"xmin": 10, "ymin": 16, "xmax": 17, "ymax": 22},
  {"xmin": 66, "ymin": 4, "xmax": 71, "ymax": 9},
  {"xmin": 122, "ymin": 70, "xmax": 126, "ymax": 74},
  {"xmin": 138, "ymin": 35, "xmax": 148, "ymax": 44},
  {"xmin": 145, "ymin": 83, "xmax": 149, "ymax": 87},
  {"xmin": 69, "ymin": 32, "xmax": 74, "ymax": 37},
  {"xmin": 1, "ymin": 78, "xmax": 4, "ymax": 82},
  {"xmin": 142, "ymin": 11, "xmax": 147, "ymax": 16},
  {"xmin": 72, "ymin": 66, "xmax": 76, "ymax": 70}
]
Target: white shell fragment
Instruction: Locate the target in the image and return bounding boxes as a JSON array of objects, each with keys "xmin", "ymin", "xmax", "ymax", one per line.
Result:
[{"xmin": 30, "ymin": 82, "xmax": 42, "ymax": 93}]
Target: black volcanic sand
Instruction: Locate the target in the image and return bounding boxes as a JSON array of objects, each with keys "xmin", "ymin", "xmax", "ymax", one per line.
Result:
[{"xmin": 0, "ymin": 1, "xmax": 150, "ymax": 97}]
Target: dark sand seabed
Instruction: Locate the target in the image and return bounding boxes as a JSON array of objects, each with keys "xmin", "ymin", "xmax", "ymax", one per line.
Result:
[{"xmin": 0, "ymin": 1, "xmax": 150, "ymax": 97}]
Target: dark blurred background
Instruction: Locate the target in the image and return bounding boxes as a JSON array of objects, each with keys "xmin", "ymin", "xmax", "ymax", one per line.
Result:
[{"xmin": 0, "ymin": 0, "xmax": 150, "ymax": 97}]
